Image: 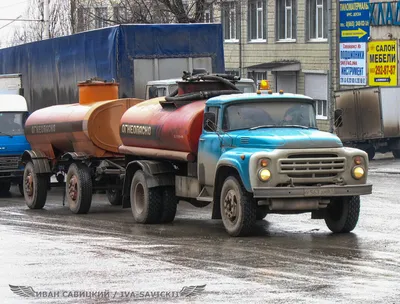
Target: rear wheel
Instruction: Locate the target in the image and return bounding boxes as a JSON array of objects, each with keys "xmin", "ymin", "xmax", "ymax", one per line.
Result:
[
  {"xmin": 23, "ymin": 161, "xmax": 48, "ymax": 209},
  {"xmin": 106, "ymin": 189, "xmax": 122, "ymax": 206},
  {"xmin": 18, "ymin": 183, "xmax": 24, "ymax": 196},
  {"xmin": 130, "ymin": 170, "xmax": 162, "ymax": 224},
  {"xmin": 66, "ymin": 163, "xmax": 92, "ymax": 214},
  {"xmin": 160, "ymin": 187, "xmax": 178, "ymax": 223},
  {"xmin": 324, "ymin": 196, "xmax": 360, "ymax": 233},
  {"xmin": 220, "ymin": 176, "xmax": 257, "ymax": 237},
  {"xmin": 0, "ymin": 181, "xmax": 11, "ymax": 195}
]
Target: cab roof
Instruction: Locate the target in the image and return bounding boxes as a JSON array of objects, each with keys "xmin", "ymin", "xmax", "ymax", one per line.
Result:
[
  {"xmin": 0, "ymin": 94, "xmax": 28, "ymax": 112},
  {"xmin": 206, "ymin": 92, "xmax": 313, "ymax": 106},
  {"xmin": 147, "ymin": 77, "xmax": 256, "ymax": 86}
]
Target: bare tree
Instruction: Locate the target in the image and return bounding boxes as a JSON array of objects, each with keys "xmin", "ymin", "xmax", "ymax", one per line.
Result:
[{"xmin": 9, "ymin": 0, "xmax": 73, "ymax": 46}]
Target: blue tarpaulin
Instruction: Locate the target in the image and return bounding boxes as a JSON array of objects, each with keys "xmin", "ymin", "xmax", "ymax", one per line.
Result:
[{"xmin": 0, "ymin": 24, "xmax": 224, "ymax": 111}]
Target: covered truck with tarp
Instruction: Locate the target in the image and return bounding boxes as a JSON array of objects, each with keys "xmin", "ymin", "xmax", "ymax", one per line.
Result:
[{"xmin": 0, "ymin": 24, "xmax": 225, "ymax": 111}]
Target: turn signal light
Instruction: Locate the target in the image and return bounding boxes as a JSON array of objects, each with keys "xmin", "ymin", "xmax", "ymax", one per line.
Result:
[
  {"xmin": 354, "ymin": 156, "xmax": 362, "ymax": 165},
  {"xmin": 260, "ymin": 159, "xmax": 268, "ymax": 167}
]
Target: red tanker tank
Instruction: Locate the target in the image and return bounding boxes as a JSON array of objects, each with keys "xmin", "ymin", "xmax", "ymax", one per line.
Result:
[
  {"xmin": 25, "ymin": 79, "xmax": 143, "ymax": 159},
  {"xmin": 119, "ymin": 97, "xmax": 205, "ymax": 161}
]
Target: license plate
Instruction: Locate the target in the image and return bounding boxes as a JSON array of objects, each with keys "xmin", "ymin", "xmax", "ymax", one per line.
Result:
[{"xmin": 304, "ymin": 188, "xmax": 335, "ymax": 196}]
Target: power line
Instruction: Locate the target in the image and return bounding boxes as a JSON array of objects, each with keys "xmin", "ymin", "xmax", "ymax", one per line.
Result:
[
  {"xmin": 0, "ymin": 18, "xmax": 43, "ymax": 22},
  {"xmin": 0, "ymin": 16, "xmax": 22, "ymax": 31}
]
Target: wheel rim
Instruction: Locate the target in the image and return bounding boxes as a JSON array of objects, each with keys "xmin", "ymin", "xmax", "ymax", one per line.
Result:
[
  {"xmin": 223, "ymin": 189, "xmax": 238, "ymax": 223},
  {"xmin": 134, "ymin": 183, "xmax": 145, "ymax": 214},
  {"xmin": 68, "ymin": 175, "xmax": 78, "ymax": 201},
  {"xmin": 24, "ymin": 171, "xmax": 34, "ymax": 197}
]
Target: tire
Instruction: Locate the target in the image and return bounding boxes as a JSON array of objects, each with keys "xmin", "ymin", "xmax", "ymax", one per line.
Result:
[
  {"xmin": 23, "ymin": 161, "xmax": 48, "ymax": 209},
  {"xmin": 160, "ymin": 187, "xmax": 178, "ymax": 223},
  {"xmin": 130, "ymin": 170, "xmax": 162, "ymax": 224},
  {"xmin": 220, "ymin": 176, "xmax": 257, "ymax": 237},
  {"xmin": 392, "ymin": 149, "xmax": 400, "ymax": 159},
  {"xmin": 324, "ymin": 196, "xmax": 360, "ymax": 233},
  {"xmin": 66, "ymin": 163, "xmax": 92, "ymax": 214},
  {"xmin": 106, "ymin": 189, "xmax": 122, "ymax": 206},
  {"xmin": 256, "ymin": 205, "xmax": 269, "ymax": 220},
  {"xmin": 366, "ymin": 147, "xmax": 375, "ymax": 160},
  {"xmin": 0, "ymin": 181, "xmax": 11, "ymax": 195}
]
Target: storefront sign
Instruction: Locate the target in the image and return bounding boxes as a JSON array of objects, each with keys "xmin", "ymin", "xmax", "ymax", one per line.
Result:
[
  {"xmin": 340, "ymin": 42, "xmax": 367, "ymax": 85},
  {"xmin": 368, "ymin": 40, "xmax": 397, "ymax": 86},
  {"xmin": 339, "ymin": 0, "xmax": 370, "ymax": 42},
  {"xmin": 369, "ymin": 2, "xmax": 400, "ymax": 26}
]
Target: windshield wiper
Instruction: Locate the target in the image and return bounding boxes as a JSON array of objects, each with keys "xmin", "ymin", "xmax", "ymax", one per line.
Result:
[
  {"xmin": 249, "ymin": 124, "xmax": 310, "ymax": 130},
  {"xmin": 0, "ymin": 131, "xmax": 13, "ymax": 138}
]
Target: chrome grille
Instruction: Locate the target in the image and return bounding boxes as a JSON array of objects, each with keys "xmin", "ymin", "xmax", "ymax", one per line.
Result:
[
  {"xmin": 0, "ymin": 156, "xmax": 20, "ymax": 171},
  {"xmin": 278, "ymin": 155, "xmax": 346, "ymax": 178}
]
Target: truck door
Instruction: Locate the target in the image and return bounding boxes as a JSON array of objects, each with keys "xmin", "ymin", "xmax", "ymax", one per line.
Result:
[{"xmin": 198, "ymin": 106, "xmax": 222, "ymax": 186}]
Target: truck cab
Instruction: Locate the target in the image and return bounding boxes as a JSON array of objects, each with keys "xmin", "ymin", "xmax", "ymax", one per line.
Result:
[
  {"xmin": 0, "ymin": 94, "xmax": 30, "ymax": 195},
  {"xmin": 145, "ymin": 77, "xmax": 257, "ymax": 99},
  {"xmin": 197, "ymin": 91, "xmax": 372, "ymax": 236}
]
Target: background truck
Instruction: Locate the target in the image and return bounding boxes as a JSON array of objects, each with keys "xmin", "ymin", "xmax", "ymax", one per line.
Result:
[
  {"xmin": 0, "ymin": 74, "xmax": 31, "ymax": 194},
  {"xmin": 0, "ymin": 24, "xmax": 225, "ymax": 111},
  {"xmin": 334, "ymin": 86, "xmax": 400, "ymax": 160}
]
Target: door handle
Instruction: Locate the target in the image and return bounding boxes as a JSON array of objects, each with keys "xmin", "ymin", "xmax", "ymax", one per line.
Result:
[{"xmin": 199, "ymin": 138, "xmax": 205, "ymax": 141}]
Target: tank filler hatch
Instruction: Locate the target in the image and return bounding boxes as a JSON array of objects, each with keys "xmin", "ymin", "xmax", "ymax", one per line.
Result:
[
  {"xmin": 159, "ymin": 71, "xmax": 242, "ymax": 108},
  {"xmin": 77, "ymin": 77, "xmax": 119, "ymax": 105}
]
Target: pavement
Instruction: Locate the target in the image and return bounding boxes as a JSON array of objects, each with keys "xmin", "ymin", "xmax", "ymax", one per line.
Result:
[{"xmin": 0, "ymin": 152, "xmax": 399, "ymax": 303}]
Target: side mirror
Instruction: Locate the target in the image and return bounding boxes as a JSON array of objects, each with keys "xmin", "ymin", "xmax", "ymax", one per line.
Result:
[
  {"xmin": 148, "ymin": 87, "xmax": 158, "ymax": 99},
  {"xmin": 334, "ymin": 109, "xmax": 343, "ymax": 127},
  {"xmin": 204, "ymin": 112, "xmax": 216, "ymax": 132}
]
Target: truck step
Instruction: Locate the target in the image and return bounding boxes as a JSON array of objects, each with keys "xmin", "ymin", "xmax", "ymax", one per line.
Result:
[{"xmin": 196, "ymin": 187, "xmax": 213, "ymax": 202}]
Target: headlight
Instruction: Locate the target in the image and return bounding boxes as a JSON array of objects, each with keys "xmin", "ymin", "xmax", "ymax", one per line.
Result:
[
  {"xmin": 352, "ymin": 166, "xmax": 365, "ymax": 179},
  {"xmin": 259, "ymin": 169, "xmax": 271, "ymax": 181}
]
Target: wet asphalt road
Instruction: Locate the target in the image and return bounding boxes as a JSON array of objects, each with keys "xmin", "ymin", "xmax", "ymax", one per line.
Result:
[{"xmin": 1, "ymin": 153, "xmax": 400, "ymax": 303}]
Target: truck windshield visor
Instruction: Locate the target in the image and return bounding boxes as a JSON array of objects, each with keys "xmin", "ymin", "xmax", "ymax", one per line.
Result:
[
  {"xmin": 0, "ymin": 112, "xmax": 26, "ymax": 136},
  {"xmin": 223, "ymin": 99, "xmax": 317, "ymax": 131}
]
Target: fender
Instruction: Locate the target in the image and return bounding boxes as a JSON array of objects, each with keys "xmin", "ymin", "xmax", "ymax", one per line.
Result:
[
  {"xmin": 216, "ymin": 154, "xmax": 252, "ymax": 192},
  {"xmin": 20, "ymin": 150, "xmax": 51, "ymax": 174},
  {"xmin": 122, "ymin": 160, "xmax": 176, "ymax": 208},
  {"xmin": 61, "ymin": 152, "xmax": 89, "ymax": 161}
]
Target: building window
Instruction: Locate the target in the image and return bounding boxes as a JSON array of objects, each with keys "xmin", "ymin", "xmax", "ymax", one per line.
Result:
[
  {"xmin": 247, "ymin": 71, "xmax": 267, "ymax": 87},
  {"xmin": 204, "ymin": 4, "xmax": 214, "ymax": 23},
  {"xmin": 276, "ymin": 0, "xmax": 297, "ymax": 40},
  {"xmin": 308, "ymin": 0, "xmax": 327, "ymax": 40},
  {"xmin": 222, "ymin": 2, "xmax": 239, "ymax": 41},
  {"xmin": 315, "ymin": 99, "xmax": 327, "ymax": 119},
  {"xmin": 77, "ymin": 7, "xmax": 90, "ymax": 32},
  {"xmin": 113, "ymin": 6, "xmax": 127, "ymax": 23},
  {"xmin": 95, "ymin": 7, "xmax": 108, "ymax": 29},
  {"xmin": 248, "ymin": 0, "xmax": 266, "ymax": 41}
]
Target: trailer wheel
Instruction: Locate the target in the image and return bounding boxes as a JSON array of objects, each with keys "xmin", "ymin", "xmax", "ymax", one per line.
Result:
[
  {"xmin": 220, "ymin": 176, "xmax": 257, "ymax": 237},
  {"xmin": 324, "ymin": 196, "xmax": 360, "ymax": 233},
  {"xmin": 392, "ymin": 149, "xmax": 400, "ymax": 159},
  {"xmin": 66, "ymin": 163, "xmax": 92, "ymax": 214},
  {"xmin": 23, "ymin": 161, "xmax": 48, "ymax": 209},
  {"xmin": 130, "ymin": 170, "xmax": 162, "ymax": 224},
  {"xmin": 0, "ymin": 181, "xmax": 11, "ymax": 195},
  {"xmin": 106, "ymin": 189, "xmax": 122, "ymax": 206},
  {"xmin": 160, "ymin": 187, "xmax": 178, "ymax": 223},
  {"xmin": 256, "ymin": 205, "xmax": 269, "ymax": 220}
]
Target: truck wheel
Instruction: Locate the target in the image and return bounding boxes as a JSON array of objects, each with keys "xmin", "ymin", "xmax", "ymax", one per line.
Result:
[
  {"xmin": 23, "ymin": 161, "xmax": 48, "ymax": 209},
  {"xmin": 366, "ymin": 147, "xmax": 375, "ymax": 160},
  {"xmin": 256, "ymin": 205, "xmax": 269, "ymax": 220},
  {"xmin": 106, "ymin": 189, "xmax": 122, "ymax": 206},
  {"xmin": 324, "ymin": 196, "xmax": 360, "ymax": 233},
  {"xmin": 160, "ymin": 186, "xmax": 178, "ymax": 223},
  {"xmin": 66, "ymin": 163, "xmax": 92, "ymax": 214},
  {"xmin": 130, "ymin": 170, "xmax": 162, "ymax": 224},
  {"xmin": 18, "ymin": 183, "xmax": 24, "ymax": 196},
  {"xmin": 0, "ymin": 181, "xmax": 11, "ymax": 195},
  {"xmin": 392, "ymin": 149, "xmax": 400, "ymax": 159},
  {"xmin": 220, "ymin": 176, "xmax": 257, "ymax": 237}
]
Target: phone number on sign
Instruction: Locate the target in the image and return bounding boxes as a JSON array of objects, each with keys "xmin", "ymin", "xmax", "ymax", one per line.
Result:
[{"xmin": 370, "ymin": 65, "xmax": 396, "ymax": 75}]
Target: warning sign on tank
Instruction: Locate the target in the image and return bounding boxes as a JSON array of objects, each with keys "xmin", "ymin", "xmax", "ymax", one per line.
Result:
[{"xmin": 368, "ymin": 40, "xmax": 397, "ymax": 86}]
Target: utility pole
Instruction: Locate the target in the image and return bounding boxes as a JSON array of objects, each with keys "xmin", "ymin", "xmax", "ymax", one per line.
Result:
[{"xmin": 43, "ymin": 0, "xmax": 50, "ymax": 39}]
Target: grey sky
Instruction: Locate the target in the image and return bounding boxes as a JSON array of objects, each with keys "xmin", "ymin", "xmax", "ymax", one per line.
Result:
[{"xmin": 0, "ymin": 0, "xmax": 29, "ymax": 47}]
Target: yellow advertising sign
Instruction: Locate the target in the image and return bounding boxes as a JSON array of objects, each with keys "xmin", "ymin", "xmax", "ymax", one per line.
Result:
[{"xmin": 368, "ymin": 40, "xmax": 397, "ymax": 86}]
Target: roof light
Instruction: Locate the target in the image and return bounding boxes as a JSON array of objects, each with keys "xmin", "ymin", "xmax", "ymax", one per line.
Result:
[
  {"xmin": 259, "ymin": 80, "xmax": 270, "ymax": 90},
  {"xmin": 268, "ymin": 90, "xmax": 273, "ymax": 94},
  {"xmin": 279, "ymin": 90, "xmax": 284, "ymax": 94},
  {"xmin": 256, "ymin": 90, "xmax": 261, "ymax": 95}
]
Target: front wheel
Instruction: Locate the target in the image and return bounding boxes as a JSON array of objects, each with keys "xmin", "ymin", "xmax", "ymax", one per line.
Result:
[
  {"xmin": 324, "ymin": 196, "xmax": 360, "ymax": 233},
  {"xmin": 220, "ymin": 176, "xmax": 257, "ymax": 237},
  {"xmin": 66, "ymin": 163, "xmax": 92, "ymax": 214},
  {"xmin": 23, "ymin": 161, "xmax": 48, "ymax": 209}
]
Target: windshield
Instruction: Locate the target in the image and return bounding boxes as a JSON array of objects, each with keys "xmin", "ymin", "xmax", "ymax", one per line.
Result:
[
  {"xmin": 222, "ymin": 99, "xmax": 317, "ymax": 131},
  {"xmin": 235, "ymin": 83, "xmax": 256, "ymax": 93},
  {"xmin": 0, "ymin": 112, "xmax": 27, "ymax": 136}
]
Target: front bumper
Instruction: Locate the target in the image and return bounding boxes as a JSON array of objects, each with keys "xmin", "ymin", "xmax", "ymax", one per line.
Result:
[
  {"xmin": 253, "ymin": 184, "xmax": 372, "ymax": 198},
  {"xmin": 0, "ymin": 169, "xmax": 23, "ymax": 182}
]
